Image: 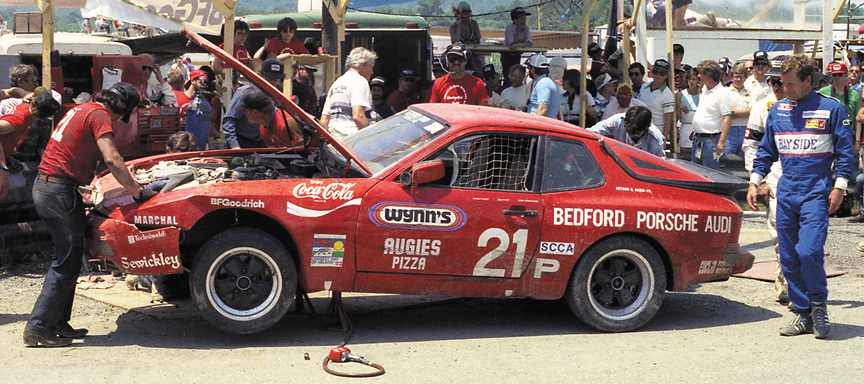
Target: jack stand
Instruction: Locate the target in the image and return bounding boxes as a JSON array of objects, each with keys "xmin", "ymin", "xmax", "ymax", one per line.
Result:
[
  {"xmin": 294, "ymin": 289, "xmax": 315, "ymax": 315},
  {"xmin": 324, "ymin": 291, "xmax": 350, "ymax": 332}
]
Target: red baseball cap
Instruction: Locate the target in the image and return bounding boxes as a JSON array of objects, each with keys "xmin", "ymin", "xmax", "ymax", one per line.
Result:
[{"xmin": 828, "ymin": 62, "xmax": 848, "ymax": 74}]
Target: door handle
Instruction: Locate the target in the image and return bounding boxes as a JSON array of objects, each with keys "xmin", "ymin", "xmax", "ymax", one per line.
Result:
[{"xmin": 503, "ymin": 209, "xmax": 537, "ymax": 217}]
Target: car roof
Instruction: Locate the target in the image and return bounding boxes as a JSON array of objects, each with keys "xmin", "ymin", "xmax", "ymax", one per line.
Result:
[{"xmin": 408, "ymin": 103, "xmax": 601, "ymax": 139}]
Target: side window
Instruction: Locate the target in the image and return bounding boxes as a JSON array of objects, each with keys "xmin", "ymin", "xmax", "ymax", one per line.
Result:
[
  {"xmin": 542, "ymin": 139, "xmax": 605, "ymax": 191},
  {"xmin": 428, "ymin": 134, "xmax": 537, "ymax": 191}
]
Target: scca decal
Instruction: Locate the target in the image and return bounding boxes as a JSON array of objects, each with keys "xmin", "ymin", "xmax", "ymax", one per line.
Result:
[
  {"xmin": 368, "ymin": 202, "xmax": 467, "ymax": 231},
  {"xmin": 539, "ymin": 241, "xmax": 575, "ymax": 255}
]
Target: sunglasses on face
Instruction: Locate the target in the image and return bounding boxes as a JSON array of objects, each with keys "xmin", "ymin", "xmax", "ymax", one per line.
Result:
[
  {"xmin": 629, "ymin": 72, "xmax": 642, "ymax": 77},
  {"xmin": 448, "ymin": 56, "xmax": 465, "ymax": 63},
  {"xmin": 746, "ymin": 66, "xmax": 754, "ymax": 70},
  {"xmin": 769, "ymin": 79, "xmax": 782, "ymax": 86},
  {"xmin": 142, "ymin": 66, "xmax": 155, "ymax": 71}
]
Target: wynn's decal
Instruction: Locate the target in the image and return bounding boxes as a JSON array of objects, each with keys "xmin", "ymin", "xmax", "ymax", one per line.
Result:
[
  {"xmin": 286, "ymin": 199, "xmax": 362, "ymax": 217},
  {"xmin": 368, "ymin": 202, "xmax": 467, "ymax": 231},
  {"xmin": 292, "ymin": 180, "xmax": 356, "ymax": 201}
]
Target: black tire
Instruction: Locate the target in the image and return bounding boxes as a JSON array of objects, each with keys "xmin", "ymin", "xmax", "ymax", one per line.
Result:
[
  {"xmin": 191, "ymin": 227, "xmax": 297, "ymax": 334},
  {"xmin": 565, "ymin": 236, "xmax": 666, "ymax": 332}
]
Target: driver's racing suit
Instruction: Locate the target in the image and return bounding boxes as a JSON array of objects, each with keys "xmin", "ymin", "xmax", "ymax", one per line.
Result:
[{"xmin": 750, "ymin": 90, "xmax": 855, "ymax": 313}]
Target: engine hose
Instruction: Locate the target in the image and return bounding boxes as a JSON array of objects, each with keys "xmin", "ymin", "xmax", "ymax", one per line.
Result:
[{"xmin": 321, "ymin": 306, "xmax": 385, "ymax": 377}]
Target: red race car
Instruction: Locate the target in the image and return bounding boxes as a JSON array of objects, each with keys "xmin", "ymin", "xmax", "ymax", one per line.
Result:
[{"xmin": 84, "ymin": 30, "xmax": 753, "ymax": 334}]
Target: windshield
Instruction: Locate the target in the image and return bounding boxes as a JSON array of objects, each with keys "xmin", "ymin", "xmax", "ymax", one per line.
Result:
[{"xmin": 339, "ymin": 110, "xmax": 449, "ymax": 174}]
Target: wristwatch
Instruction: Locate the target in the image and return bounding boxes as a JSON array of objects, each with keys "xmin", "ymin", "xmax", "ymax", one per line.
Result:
[{"xmin": 0, "ymin": 165, "xmax": 9, "ymax": 172}]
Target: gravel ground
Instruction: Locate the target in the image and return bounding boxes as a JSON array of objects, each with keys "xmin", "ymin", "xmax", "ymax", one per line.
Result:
[{"xmin": 1, "ymin": 214, "xmax": 863, "ymax": 383}]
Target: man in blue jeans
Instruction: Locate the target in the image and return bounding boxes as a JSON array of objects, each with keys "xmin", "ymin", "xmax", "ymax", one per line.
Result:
[
  {"xmin": 24, "ymin": 83, "xmax": 155, "ymax": 347},
  {"xmin": 691, "ymin": 60, "xmax": 732, "ymax": 169}
]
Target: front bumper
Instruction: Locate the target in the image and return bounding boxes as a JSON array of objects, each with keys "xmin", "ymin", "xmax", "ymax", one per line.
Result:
[{"xmin": 88, "ymin": 214, "xmax": 183, "ymax": 275}]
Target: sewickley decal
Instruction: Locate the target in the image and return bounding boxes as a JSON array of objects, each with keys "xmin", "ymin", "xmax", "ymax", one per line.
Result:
[{"xmin": 368, "ymin": 201, "xmax": 467, "ymax": 231}]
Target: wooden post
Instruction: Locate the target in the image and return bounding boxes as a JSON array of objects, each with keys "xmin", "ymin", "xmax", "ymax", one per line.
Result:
[
  {"xmin": 579, "ymin": 0, "xmax": 598, "ymax": 129},
  {"xmin": 210, "ymin": 1, "xmax": 237, "ymax": 107},
  {"xmin": 664, "ymin": 0, "xmax": 677, "ymax": 155},
  {"xmin": 37, "ymin": 0, "xmax": 54, "ymax": 91}
]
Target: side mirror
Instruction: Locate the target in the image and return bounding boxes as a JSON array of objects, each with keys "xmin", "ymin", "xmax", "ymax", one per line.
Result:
[{"xmin": 407, "ymin": 160, "xmax": 446, "ymax": 186}]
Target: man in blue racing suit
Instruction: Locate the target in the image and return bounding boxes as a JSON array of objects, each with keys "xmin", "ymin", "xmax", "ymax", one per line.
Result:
[{"xmin": 747, "ymin": 55, "xmax": 855, "ymax": 339}]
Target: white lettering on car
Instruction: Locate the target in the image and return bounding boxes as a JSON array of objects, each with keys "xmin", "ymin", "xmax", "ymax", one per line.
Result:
[
  {"xmin": 534, "ymin": 258, "xmax": 561, "ymax": 278},
  {"xmin": 384, "ymin": 238, "xmax": 441, "ymax": 256},
  {"xmin": 292, "ymin": 181, "xmax": 356, "ymax": 200},
  {"xmin": 127, "ymin": 230, "xmax": 167, "ymax": 244},
  {"xmin": 391, "ymin": 257, "xmax": 427, "ymax": 270},
  {"xmin": 120, "ymin": 253, "xmax": 181, "ymax": 270},
  {"xmin": 474, "ymin": 228, "xmax": 528, "ymax": 278},
  {"xmin": 133, "ymin": 215, "xmax": 179, "ymax": 226},
  {"xmin": 210, "ymin": 198, "xmax": 265, "ymax": 208},
  {"xmin": 553, "ymin": 208, "xmax": 625, "ymax": 227},
  {"xmin": 636, "ymin": 211, "xmax": 700, "ymax": 232}
]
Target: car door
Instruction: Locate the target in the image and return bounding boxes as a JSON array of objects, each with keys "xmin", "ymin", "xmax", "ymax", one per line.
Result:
[{"xmin": 357, "ymin": 131, "xmax": 544, "ymax": 278}]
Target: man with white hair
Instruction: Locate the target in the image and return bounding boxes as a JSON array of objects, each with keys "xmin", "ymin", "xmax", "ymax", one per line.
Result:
[{"xmin": 320, "ymin": 47, "xmax": 377, "ymax": 138}]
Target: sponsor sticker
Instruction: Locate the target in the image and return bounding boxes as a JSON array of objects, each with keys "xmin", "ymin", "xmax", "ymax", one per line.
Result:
[
  {"xmin": 293, "ymin": 180, "xmax": 356, "ymax": 201},
  {"xmin": 802, "ymin": 110, "xmax": 830, "ymax": 119},
  {"xmin": 133, "ymin": 215, "xmax": 178, "ymax": 226},
  {"xmin": 368, "ymin": 202, "xmax": 467, "ymax": 231},
  {"xmin": 778, "ymin": 103, "xmax": 792, "ymax": 111},
  {"xmin": 127, "ymin": 230, "xmax": 167, "ymax": 244},
  {"xmin": 843, "ymin": 119, "xmax": 852, "ymax": 126},
  {"xmin": 311, "ymin": 234, "xmax": 346, "ymax": 267},
  {"xmin": 539, "ymin": 241, "xmax": 575, "ymax": 255},
  {"xmin": 765, "ymin": 101, "xmax": 775, "ymax": 111},
  {"xmin": 211, "ymin": 198, "xmax": 265, "ymax": 208},
  {"xmin": 804, "ymin": 119, "xmax": 825, "ymax": 130}
]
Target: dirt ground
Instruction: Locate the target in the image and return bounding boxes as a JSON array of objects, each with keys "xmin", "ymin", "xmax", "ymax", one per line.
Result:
[{"xmin": 2, "ymin": 213, "xmax": 864, "ymax": 383}]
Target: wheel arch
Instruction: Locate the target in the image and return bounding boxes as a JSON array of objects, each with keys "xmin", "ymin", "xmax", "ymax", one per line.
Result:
[
  {"xmin": 572, "ymin": 232, "xmax": 674, "ymax": 291},
  {"xmin": 181, "ymin": 209, "xmax": 300, "ymax": 271}
]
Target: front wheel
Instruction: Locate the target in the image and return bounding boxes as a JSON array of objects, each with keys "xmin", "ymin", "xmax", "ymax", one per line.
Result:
[
  {"xmin": 191, "ymin": 227, "xmax": 297, "ymax": 334},
  {"xmin": 566, "ymin": 236, "xmax": 666, "ymax": 332}
]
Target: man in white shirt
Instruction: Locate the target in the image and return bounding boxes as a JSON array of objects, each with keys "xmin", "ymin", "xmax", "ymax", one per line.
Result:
[
  {"xmin": 500, "ymin": 64, "xmax": 530, "ymax": 110},
  {"xmin": 725, "ymin": 63, "xmax": 751, "ymax": 155},
  {"xmin": 745, "ymin": 51, "xmax": 772, "ymax": 106},
  {"xmin": 691, "ymin": 60, "xmax": 732, "ymax": 170},
  {"xmin": 320, "ymin": 47, "xmax": 377, "ymax": 138},
  {"xmin": 603, "ymin": 83, "xmax": 648, "ymax": 120},
  {"xmin": 635, "ymin": 59, "xmax": 674, "ymax": 139}
]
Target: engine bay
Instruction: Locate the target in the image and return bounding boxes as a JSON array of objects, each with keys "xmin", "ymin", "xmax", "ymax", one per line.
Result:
[{"xmin": 135, "ymin": 152, "xmax": 321, "ymax": 193}]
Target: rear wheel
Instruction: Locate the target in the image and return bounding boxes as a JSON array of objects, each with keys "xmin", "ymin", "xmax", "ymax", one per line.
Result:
[
  {"xmin": 566, "ymin": 236, "xmax": 666, "ymax": 332},
  {"xmin": 191, "ymin": 227, "xmax": 297, "ymax": 334}
]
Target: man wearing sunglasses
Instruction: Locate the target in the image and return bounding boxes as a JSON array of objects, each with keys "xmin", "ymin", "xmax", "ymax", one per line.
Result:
[
  {"xmin": 743, "ymin": 64, "xmax": 787, "ymax": 303},
  {"xmin": 635, "ymin": 59, "xmax": 674, "ymax": 139},
  {"xmin": 429, "ymin": 44, "xmax": 487, "ymax": 106},
  {"xmin": 818, "ymin": 62, "xmax": 860, "ymax": 141},
  {"xmin": 139, "ymin": 54, "xmax": 176, "ymax": 107},
  {"xmin": 745, "ymin": 51, "xmax": 772, "ymax": 105}
]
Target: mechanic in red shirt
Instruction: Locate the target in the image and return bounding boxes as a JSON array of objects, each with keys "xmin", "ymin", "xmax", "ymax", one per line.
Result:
[
  {"xmin": 238, "ymin": 86, "xmax": 304, "ymax": 147},
  {"xmin": 429, "ymin": 44, "xmax": 488, "ymax": 105},
  {"xmin": 213, "ymin": 20, "xmax": 252, "ymax": 72},
  {"xmin": 173, "ymin": 69, "xmax": 208, "ymax": 115},
  {"xmin": 0, "ymin": 91, "xmax": 61, "ymax": 199},
  {"xmin": 262, "ymin": 17, "xmax": 309, "ymax": 59},
  {"xmin": 23, "ymin": 82, "xmax": 154, "ymax": 347}
]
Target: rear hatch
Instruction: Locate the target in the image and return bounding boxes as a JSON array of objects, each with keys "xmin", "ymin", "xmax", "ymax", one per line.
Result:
[{"xmin": 599, "ymin": 138, "xmax": 748, "ymax": 196}]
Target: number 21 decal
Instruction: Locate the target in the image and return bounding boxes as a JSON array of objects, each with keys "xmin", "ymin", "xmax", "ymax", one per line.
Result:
[{"xmin": 473, "ymin": 228, "xmax": 528, "ymax": 277}]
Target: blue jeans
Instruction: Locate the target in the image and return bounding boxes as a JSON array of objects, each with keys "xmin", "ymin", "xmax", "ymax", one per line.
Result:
[
  {"xmin": 724, "ymin": 126, "xmax": 746, "ymax": 155},
  {"xmin": 26, "ymin": 178, "xmax": 86, "ymax": 334},
  {"xmin": 856, "ymin": 173, "xmax": 864, "ymax": 208},
  {"xmin": 691, "ymin": 134, "xmax": 721, "ymax": 170}
]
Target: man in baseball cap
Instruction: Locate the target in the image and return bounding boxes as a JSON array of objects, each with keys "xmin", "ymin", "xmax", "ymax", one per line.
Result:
[
  {"xmin": 525, "ymin": 53, "xmax": 559, "ymax": 118},
  {"xmin": 819, "ymin": 62, "xmax": 859, "ymax": 142},
  {"xmin": 368, "ymin": 76, "xmax": 395, "ymax": 122},
  {"xmin": 174, "ymin": 69, "xmax": 208, "ymax": 116}
]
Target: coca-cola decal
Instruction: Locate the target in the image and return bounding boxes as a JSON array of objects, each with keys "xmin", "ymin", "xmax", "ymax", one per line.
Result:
[
  {"xmin": 292, "ymin": 180, "xmax": 356, "ymax": 201},
  {"xmin": 368, "ymin": 202, "xmax": 467, "ymax": 231}
]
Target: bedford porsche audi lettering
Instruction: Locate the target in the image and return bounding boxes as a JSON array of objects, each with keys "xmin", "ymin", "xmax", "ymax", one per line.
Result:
[
  {"xmin": 369, "ymin": 202, "xmax": 467, "ymax": 231},
  {"xmin": 83, "ymin": 28, "xmax": 754, "ymax": 336}
]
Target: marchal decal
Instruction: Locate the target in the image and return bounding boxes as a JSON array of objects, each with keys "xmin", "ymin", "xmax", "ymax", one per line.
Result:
[{"xmin": 368, "ymin": 202, "xmax": 467, "ymax": 231}]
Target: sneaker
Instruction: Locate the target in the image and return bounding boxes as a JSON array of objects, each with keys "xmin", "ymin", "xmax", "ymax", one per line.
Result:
[
  {"xmin": 811, "ymin": 301, "xmax": 831, "ymax": 339},
  {"xmin": 125, "ymin": 275, "xmax": 141, "ymax": 291},
  {"xmin": 779, "ymin": 313, "xmax": 813, "ymax": 336},
  {"xmin": 848, "ymin": 214, "xmax": 864, "ymax": 223}
]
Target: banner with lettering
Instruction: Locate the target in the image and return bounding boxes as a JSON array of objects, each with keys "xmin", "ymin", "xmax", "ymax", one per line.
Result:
[{"xmin": 81, "ymin": 0, "xmax": 224, "ymax": 34}]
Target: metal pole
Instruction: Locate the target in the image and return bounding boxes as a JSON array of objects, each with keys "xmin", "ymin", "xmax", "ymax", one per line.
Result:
[{"xmin": 579, "ymin": 0, "xmax": 598, "ymax": 129}]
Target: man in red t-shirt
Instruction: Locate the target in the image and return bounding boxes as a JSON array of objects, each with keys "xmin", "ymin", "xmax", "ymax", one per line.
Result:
[
  {"xmin": 214, "ymin": 20, "xmax": 252, "ymax": 72},
  {"xmin": 262, "ymin": 17, "xmax": 309, "ymax": 59},
  {"xmin": 260, "ymin": 108, "xmax": 304, "ymax": 147},
  {"xmin": 429, "ymin": 44, "xmax": 488, "ymax": 105},
  {"xmin": 0, "ymin": 91, "xmax": 60, "ymax": 198},
  {"xmin": 173, "ymin": 69, "xmax": 208, "ymax": 115},
  {"xmin": 24, "ymin": 83, "xmax": 154, "ymax": 348}
]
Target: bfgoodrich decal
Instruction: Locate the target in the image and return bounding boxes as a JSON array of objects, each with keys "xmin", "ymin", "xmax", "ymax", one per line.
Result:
[{"xmin": 368, "ymin": 202, "xmax": 467, "ymax": 231}]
